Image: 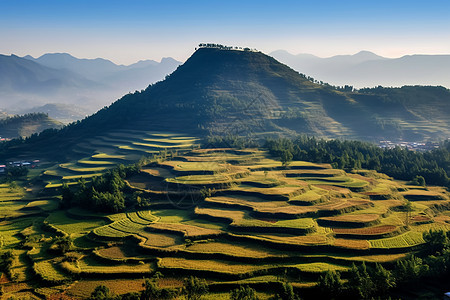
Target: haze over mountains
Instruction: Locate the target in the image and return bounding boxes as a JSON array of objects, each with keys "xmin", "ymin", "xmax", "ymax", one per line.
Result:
[
  {"xmin": 1, "ymin": 47, "xmax": 450, "ymax": 146},
  {"xmin": 1, "ymin": 49, "xmax": 450, "ymax": 125},
  {"xmin": 0, "ymin": 53, "xmax": 181, "ymax": 121},
  {"xmin": 4, "ymin": 46, "xmax": 449, "ymax": 161},
  {"xmin": 271, "ymin": 50, "xmax": 450, "ymax": 88}
]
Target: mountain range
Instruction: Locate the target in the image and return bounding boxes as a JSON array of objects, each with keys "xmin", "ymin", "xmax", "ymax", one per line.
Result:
[
  {"xmin": 3, "ymin": 46, "xmax": 449, "ymax": 162},
  {"xmin": 270, "ymin": 50, "xmax": 450, "ymax": 88},
  {"xmin": 0, "ymin": 53, "xmax": 181, "ymax": 120},
  {"xmin": 2, "ymin": 50, "xmax": 450, "ymax": 125},
  {"xmin": 1, "ymin": 46, "xmax": 450, "ymax": 160}
]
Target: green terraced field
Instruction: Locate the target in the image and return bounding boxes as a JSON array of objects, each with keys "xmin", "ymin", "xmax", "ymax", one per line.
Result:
[
  {"xmin": 4, "ymin": 146, "xmax": 450, "ymax": 298},
  {"xmin": 41, "ymin": 130, "xmax": 200, "ymax": 188}
]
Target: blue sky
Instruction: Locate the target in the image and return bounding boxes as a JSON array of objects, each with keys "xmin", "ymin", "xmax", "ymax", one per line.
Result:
[{"xmin": 1, "ymin": 0, "xmax": 449, "ymax": 64}]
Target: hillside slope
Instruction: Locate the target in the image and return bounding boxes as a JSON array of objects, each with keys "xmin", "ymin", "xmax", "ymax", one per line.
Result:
[
  {"xmin": 84, "ymin": 47, "xmax": 450, "ymax": 141},
  {"xmin": 0, "ymin": 113, "xmax": 63, "ymax": 139},
  {"xmin": 2, "ymin": 47, "xmax": 450, "ymax": 161}
]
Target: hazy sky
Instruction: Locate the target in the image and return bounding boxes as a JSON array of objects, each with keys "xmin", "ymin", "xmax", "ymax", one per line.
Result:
[{"xmin": 1, "ymin": 0, "xmax": 450, "ymax": 65}]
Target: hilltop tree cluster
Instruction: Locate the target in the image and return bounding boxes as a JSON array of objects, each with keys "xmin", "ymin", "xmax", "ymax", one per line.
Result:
[
  {"xmin": 198, "ymin": 43, "xmax": 257, "ymax": 52},
  {"xmin": 265, "ymin": 137, "xmax": 450, "ymax": 187}
]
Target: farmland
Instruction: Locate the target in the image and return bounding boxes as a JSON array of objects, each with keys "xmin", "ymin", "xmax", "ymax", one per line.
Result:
[
  {"xmin": 41, "ymin": 129, "xmax": 199, "ymax": 188},
  {"xmin": 1, "ymin": 144, "xmax": 450, "ymax": 298}
]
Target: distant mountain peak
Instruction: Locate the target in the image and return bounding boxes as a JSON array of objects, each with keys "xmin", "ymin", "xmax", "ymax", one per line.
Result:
[
  {"xmin": 161, "ymin": 57, "xmax": 179, "ymax": 64},
  {"xmin": 352, "ymin": 50, "xmax": 385, "ymax": 60}
]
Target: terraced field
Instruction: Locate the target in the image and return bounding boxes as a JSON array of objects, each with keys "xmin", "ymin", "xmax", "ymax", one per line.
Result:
[
  {"xmin": 41, "ymin": 129, "xmax": 199, "ymax": 188},
  {"xmin": 2, "ymin": 147, "xmax": 450, "ymax": 298},
  {"xmin": 100, "ymin": 148, "xmax": 449, "ymax": 283}
]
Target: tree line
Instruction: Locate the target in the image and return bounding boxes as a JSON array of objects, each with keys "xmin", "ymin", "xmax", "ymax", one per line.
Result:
[
  {"xmin": 317, "ymin": 229, "xmax": 450, "ymax": 299},
  {"xmin": 0, "ymin": 112, "xmax": 49, "ymax": 126},
  {"xmin": 265, "ymin": 136, "xmax": 450, "ymax": 187}
]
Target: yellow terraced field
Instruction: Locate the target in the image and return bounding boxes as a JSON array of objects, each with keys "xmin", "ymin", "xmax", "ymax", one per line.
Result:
[{"xmin": 5, "ymin": 145, "xmax": 450, "ymax": 297}]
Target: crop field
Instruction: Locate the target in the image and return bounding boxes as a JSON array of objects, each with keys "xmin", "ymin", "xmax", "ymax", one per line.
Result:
[
  {"xmin": 147, "ymin": 222, "xmax": 222, "ymax": 237},
  {"xmin": 185, "ymin": 241, "xmax": 281, "ymax": 258},
  {"xmin": 369, "ymin": 231, "xmax": 425, "ymax": 248},
  {"xmin": 46, "ymin": 211, "xmax": 106, "ymax": 235},
  {"xmin": 0, "ymin": 218, "xmax": 35, "ymax": 248},
  {"xmin": 2, "ymin": 146, "xmax": 450, "ymax": 298},
  {"xmin": 74, "ymin": 255, "xmax": 154, "ymax": 275},
  {"xmin": 33, "ymin": 259, "xmax": 71, "ymax": 283},
  {"xmin": 157, "ymin": 257, "xmax": 273, "ymax": 275},
  {"xmin": 40, "ymin": 130, "xmax": 199, "ymax": 188},
  {"xmin": 0, "ymin": 183, "xmax": 25, "ymax": 201},
  {"xmin": 400, "ymin": 188, "xmax": 446, "ymax": 200}
]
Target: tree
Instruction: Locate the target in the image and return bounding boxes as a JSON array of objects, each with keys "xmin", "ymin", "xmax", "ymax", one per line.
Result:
[
  {"xmin": 409, "ymin": 175, "xmax": 426, "ymax": 186},
  {"xmin": 120, "ymin": 293, "xmax": 140, "ymax": 300},
  {"xmin": 346, "ymin": 262, "xmax": 375, "ymax": 299},
  {"xmin": 277, "ymin": 282, "xmax": 300, "ymax": 300},
  {"xmin": 317, "ymin": 270, "xmax": 344, "ymax": 299},
  {"xmin": 141, "ymin": 278, "xmax": 177, "ymax": 300},
  {"xmin": 51, "ymin": 236, "xmax": 72, "ymax": 254},
  {"xmin": 404, "ymin": 200, "xmax": 412, "ymax": 227},
  {"xmin": 141, "ymin": 278, "xmax": 160, "ymax": 300},
  {"xmin": 371, "ymin": 263, "xmax": 395, "ymax": 296},
  {"xmin": 60, "ymin": 182, "xmax": 74, "ymax": 208},
  {"xmin": 6, "ymin": 166, "xmax": 28, "ymax": 178},
  {"xmin": 230, "ymin": 285, "xmax": 259, "ymax": 300},
  {"xmin": 395, "ymin": 256, "xmax": 429, "ymax": 283},
  {"xmin": 423, "ymin": 229, "xmax": 449, "ymax": 254},
  {"xmin": 281, "ymin": 150, "xmax": 293, "ymax": 168},
  {"xmin": 183, "ymin": 276, "xmax": 208, "ymax": 300},
  {"xmin": 89, "ymin": 285, "xmax": 114, "ymax": 300}
]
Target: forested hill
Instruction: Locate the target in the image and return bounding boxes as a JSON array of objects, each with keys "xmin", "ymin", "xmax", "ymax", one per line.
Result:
[
  {"xmin": 66, "ymin": 47, "xmax": 450, "ymax": 140},
  {"xmin": 1, "ymin": 47, "xmax": 450, "ymax": 159},
  {"xmin": 0, "ymin": 113, "xmax": 63, "ymax": 139}
]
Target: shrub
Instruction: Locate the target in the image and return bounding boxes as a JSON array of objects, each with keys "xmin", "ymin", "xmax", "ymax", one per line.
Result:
[
  {"xmin": 141, "ymin": 278, "xmax": 178, "ymax": 300},
  {"xmin": 89, "ymin": 285, "xmax": 115, "ymax": 300},
  {"xmin": 183, "ymin": 276, "xmax": 208, "ymax": 300},
  {"xmin": 277, "ymin": 282, "xmax": 300, "ymax": 300},
  {"xmin": 230, "ymin": 285, "xmax": 259, "ymax": 300},
  {"xmin": 0, "ymin": 250, "xmax": 15, "ymax": 279}
]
